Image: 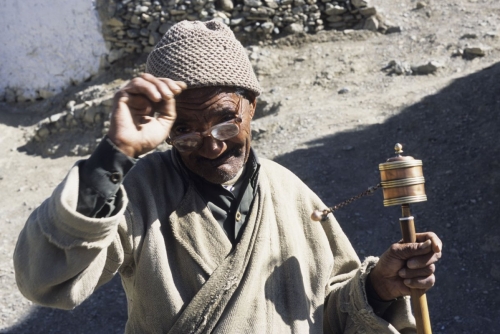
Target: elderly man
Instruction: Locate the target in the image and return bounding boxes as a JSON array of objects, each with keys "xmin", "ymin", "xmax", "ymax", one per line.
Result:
[{"xmin": 14, "ymin": 20, "xmax": 441, "ymax": 333}]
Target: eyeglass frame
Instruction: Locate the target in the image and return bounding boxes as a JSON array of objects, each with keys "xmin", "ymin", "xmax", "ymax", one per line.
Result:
[{"xmin": 166, "ymin": 96, "xmax": 244, "ymax": 152}]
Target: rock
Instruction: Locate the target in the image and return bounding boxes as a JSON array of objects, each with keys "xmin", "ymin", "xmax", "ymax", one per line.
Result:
[
  {"xmin": 38, "ymin": 88, "xmax": 55, "ymax": 99},
  {"xmin": 36, "ymin": 127, "xmax": 50, "ymax": 139},
  {"xmin": 264, "ymin": 0, "xmax": 279, "ymax": 9},
  {"xmin": 385, "ymin": 60, "xmax": 412, "ymax": 75},
  {"xmin": 285, "ymin": 23, "xmax": 304, "ymax": 34},
  {"xmin": 351, "ymin": 0, "xmax": 368, "ymax": 8},
  {"xmin": 254, "ymin": 97, "xmax": 281, "ymax": 119},
  {"xmin": 485, "ymin": 31, "xmax": 498, "ymax": 38},
  {"xmin": 140, "ymin": 28, "xmax": 150, "ymax": 37},
  {"xmin": 49, "ymin": 112, "xmax": 65, "ymax": 124},
  {"xmin": 359, "ymin": 7, "xmax": 376, "ymax": 16},
  {"xmin": 460, "ymin": 33, "xmax": 478, "ymax": 39},
  {"xmin": 131, "ymin": 15, "xmax": 141, "ymax": 25},
  {"xmin": 137, "ymin": 5, "xmax": 150, "ymax": 13},
  {"xmin": 149, "ymin": 32, "xmax": 161, "ymax": 45},
  {"xmin": 385, "ymin": 26, "xmax": 402, "ymax": 34},
  {"xmin": 106, "ymin": 18, "xmax": 124, "ymax": 27},
  {"xmin": 326, "ymin": 15, "xmax": 343, "ymax": 23},
  {"xmin": 220, "ymin": 0, "xmax": 234, "ymax": 11},
  {"xmin": 338, "ymin": 87, "xmax": 350, "ymax": 94},
  {"xmin": 141, "ymin": 13, "xmax": 152, "ymax": 22},
  {"xmin": 147, "ymin": 20, "xmax": 160, "ymax": 31},
  {"xmin": 416, "ymin": 1, "xmax": 427, "ymax": 9},
  {"xmin": 66, "ymin": 100, "xmax": 76, "ymax": 110},
  {"xmin": 108, "ymin": 49, "xmax": 126, "ymax": 63},
  {"xmin": 126, "ymin": 29, "xmax": 140, "ymax": 38},
  {"xmin": 244, "ymin": 0, "xmax": 262, "ymax": 7},
  {"xmin": 260, "ymin": 22, "xmax": 274, "ymax": 34},
  {"xmin": 413, "ymin": 61, "xmax": 443, "ymax": 75},
  {"xmin": 251, "ymin": 123, "xmax": 267, "ymax": 140},
  {"xmin": 231, "ymin": 17, "xmax": 245, "ymax": 26},
  {"xmin": 363, "ymin": 16, "xmax": 378, "ymax": 31},
  {"xmin": 463, "ymin": 47, "xmax": 487, "ymax": 59},
  {"xmin": 324, "ymin": 3, "xmax": 345, "ymax": 15},
  {"xmin": 159, "ymin": 23, "xmax": 172, "ymax": 34}
]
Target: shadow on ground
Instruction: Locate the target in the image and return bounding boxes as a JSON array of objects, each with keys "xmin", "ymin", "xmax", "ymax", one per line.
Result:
[
  {"xmin": 1, "ymin": 276, "xmax": 126, "ymax": 334},
  {"xmin": 275, "ymin": 62, "xmax": 500, "ymax": 333},
  {"xmin": 4, "ymin": 63, "xmax": 500, "ymax": 333}
]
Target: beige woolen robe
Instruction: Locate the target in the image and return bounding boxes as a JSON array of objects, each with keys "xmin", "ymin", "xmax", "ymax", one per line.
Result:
[{"xmin": 14, "ymin": 150, "xmax": 415, "ymax": 333}]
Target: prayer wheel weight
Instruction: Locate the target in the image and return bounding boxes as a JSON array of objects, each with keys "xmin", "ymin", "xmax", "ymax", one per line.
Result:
[{"xmin": 379, "ymin": 143, "xmax": 432, "ymax": 334}]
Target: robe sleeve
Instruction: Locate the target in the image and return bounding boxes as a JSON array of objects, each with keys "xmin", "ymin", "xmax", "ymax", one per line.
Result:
[
  {"xmin": 321, "ymin": 214, "xmax": 416, "ymax": 333},
  {"xmin": 77, "ymin": 137, "xmax": 135, "ymax": 217},
  {"xmin": 13, "ymin": 163, "xmax": 133, "ymax": 310}
]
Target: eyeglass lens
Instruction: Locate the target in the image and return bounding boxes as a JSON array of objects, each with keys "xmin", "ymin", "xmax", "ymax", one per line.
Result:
[{"xmin": 173, "ymin": 121, "xmax": 240, "ymax": 152}]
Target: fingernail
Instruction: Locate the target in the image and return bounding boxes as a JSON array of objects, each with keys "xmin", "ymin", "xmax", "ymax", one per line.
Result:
[
  {"xmin": 404, "ymin": 279, "xmax": 411, "ymax": 285},
  {"xmin": 399, "ymin": 268, "xmax": 406, "ymax": 277}
]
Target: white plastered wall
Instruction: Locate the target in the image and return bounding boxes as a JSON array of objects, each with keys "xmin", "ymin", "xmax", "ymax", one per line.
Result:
[{"xmin": 0, "ymin": 0, "xmax": 108, "ymax": 102}]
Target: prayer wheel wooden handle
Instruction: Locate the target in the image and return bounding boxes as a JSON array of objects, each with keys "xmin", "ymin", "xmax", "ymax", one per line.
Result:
[{"xmin": 380, "ymin": 144, "xmax": 432, "ymax": 334}]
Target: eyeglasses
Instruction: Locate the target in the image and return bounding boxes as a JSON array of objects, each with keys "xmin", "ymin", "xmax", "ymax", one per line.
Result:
[{"xmin": 167, "ymin": 97, "xmax": 243, "ymax": 153}]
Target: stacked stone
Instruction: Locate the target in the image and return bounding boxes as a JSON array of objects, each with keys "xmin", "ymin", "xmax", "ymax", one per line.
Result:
[
  {"xmin": 103, "ymin": 0, "xmax": 381, "ymax": 63},
  {"xmin": 31, "ymin": 96, "xmax": 114, "ymax": 156}
]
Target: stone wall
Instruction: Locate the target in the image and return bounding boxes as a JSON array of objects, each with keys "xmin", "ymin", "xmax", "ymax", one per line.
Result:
[
  {"xmin": 1, "ymin": 0, "xmax": 387, "ymax": 103},
  {"xmin": 102, "ymin": 0, "xmax": 387, "ymax": 62}
]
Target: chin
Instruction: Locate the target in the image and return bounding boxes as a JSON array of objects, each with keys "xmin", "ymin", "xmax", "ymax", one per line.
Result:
[
  {"xmin": 200, "ymin": 161, "xmax": 244, "ymax": 184},
  {"xmin": 184, "ymin": 147, "xmax": 246, "ymax": 184}
]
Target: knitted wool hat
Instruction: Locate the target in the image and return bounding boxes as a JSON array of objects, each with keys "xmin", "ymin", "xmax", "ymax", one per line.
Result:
[{"xmin": 146, "ymin": 20, "xmax": 262, "ymax": 96}]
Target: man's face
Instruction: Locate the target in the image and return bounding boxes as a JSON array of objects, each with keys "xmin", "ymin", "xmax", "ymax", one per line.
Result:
[{"xmin": 172, "ymin": 87, "xmax": 256, "ymax": 184}]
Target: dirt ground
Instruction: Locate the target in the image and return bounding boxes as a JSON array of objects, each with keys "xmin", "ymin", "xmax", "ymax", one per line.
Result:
[{"xmin": 1, "ymin": 0, "xmax": 500, "ymax": 332}]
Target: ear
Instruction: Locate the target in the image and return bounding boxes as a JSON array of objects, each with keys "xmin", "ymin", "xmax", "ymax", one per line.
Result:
[{"xmin": 248, "ymin": 97, "xmax": 257, "ymax": 119}]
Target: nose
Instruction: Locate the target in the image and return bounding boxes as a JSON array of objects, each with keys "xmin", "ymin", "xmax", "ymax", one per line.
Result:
[{"xmin": 196, "ymin": 136, "xmax": 225, "ymax": 159}]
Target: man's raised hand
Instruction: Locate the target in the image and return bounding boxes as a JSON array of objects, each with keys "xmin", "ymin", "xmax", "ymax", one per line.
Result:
[{"xmin": 107, "ymin": 73, "xmax": 187, "ymax": 158}]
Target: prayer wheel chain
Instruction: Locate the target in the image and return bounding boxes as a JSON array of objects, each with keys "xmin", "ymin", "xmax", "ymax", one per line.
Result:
[{"xmin": 325, "ymin": 183, "xmax": 382, "ymax": 214}]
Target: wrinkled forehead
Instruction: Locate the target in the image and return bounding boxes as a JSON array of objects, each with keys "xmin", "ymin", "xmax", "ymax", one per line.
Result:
[{"xmin": 175, "ymin": 86, "xmax": 239, "ymax": 113}]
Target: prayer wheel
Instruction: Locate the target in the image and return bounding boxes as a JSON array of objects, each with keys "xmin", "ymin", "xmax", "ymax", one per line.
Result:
[
  {"xmin": 379, "ymin": 143, "xmax": 427, "ymax": 207},
  {"xmin": 380, "ymin": 143, "xmax": 432, "ymax": 334}
]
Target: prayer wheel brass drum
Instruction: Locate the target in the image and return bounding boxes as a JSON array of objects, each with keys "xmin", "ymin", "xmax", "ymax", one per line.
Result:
[{"xmin": 379, "ymin": 143, "xmax": 427, "ymax": 207}]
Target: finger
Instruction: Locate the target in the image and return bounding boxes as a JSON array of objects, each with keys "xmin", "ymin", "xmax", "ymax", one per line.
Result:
[
  {"xmin": 391, "ymin": 239, "xmax": 433, "ymax": 260},
  {"xmin": 399, "ymin": 264, "xmax": 435, "ymax": 278},
  {"xmin": 175, "ymin": 80, "xmax": 188, "ymax": 90},
  {"xmin": 415, "ymin": 232, "xmax": 442, "ymax": 253},
  {"xmin": 157, "ymin": 78, "xmax": 187, "ymax": 95},
  {"xmin": 126, "ymin": 94, "xmax": 155, "ymax": 114},
  {"xmin": 156, "ymin": 95, "xmax": 177, "ymax": 124},
  {"xmin": 407, "ymin": 250, "xmax": 442, "ymax": 269},
  {"xmin": 140, "ymin": 74, "xmax": 177, "ymax": 101},
  {"xmin": 404, "ymin": 274, "xmax": 435, "ymax": 290},
  {"xmin": 124, "ymin": 77, "xmax": 163, "ymax": 102}
]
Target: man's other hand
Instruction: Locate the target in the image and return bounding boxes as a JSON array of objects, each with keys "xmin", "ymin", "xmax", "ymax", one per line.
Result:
[
  {"xmin": 108, "ymin": 73, "xmax": 187, "ymax": 158},
  {"xmin": 369, "ymin": 232, "xmax": 442, "ymax": 301}
]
